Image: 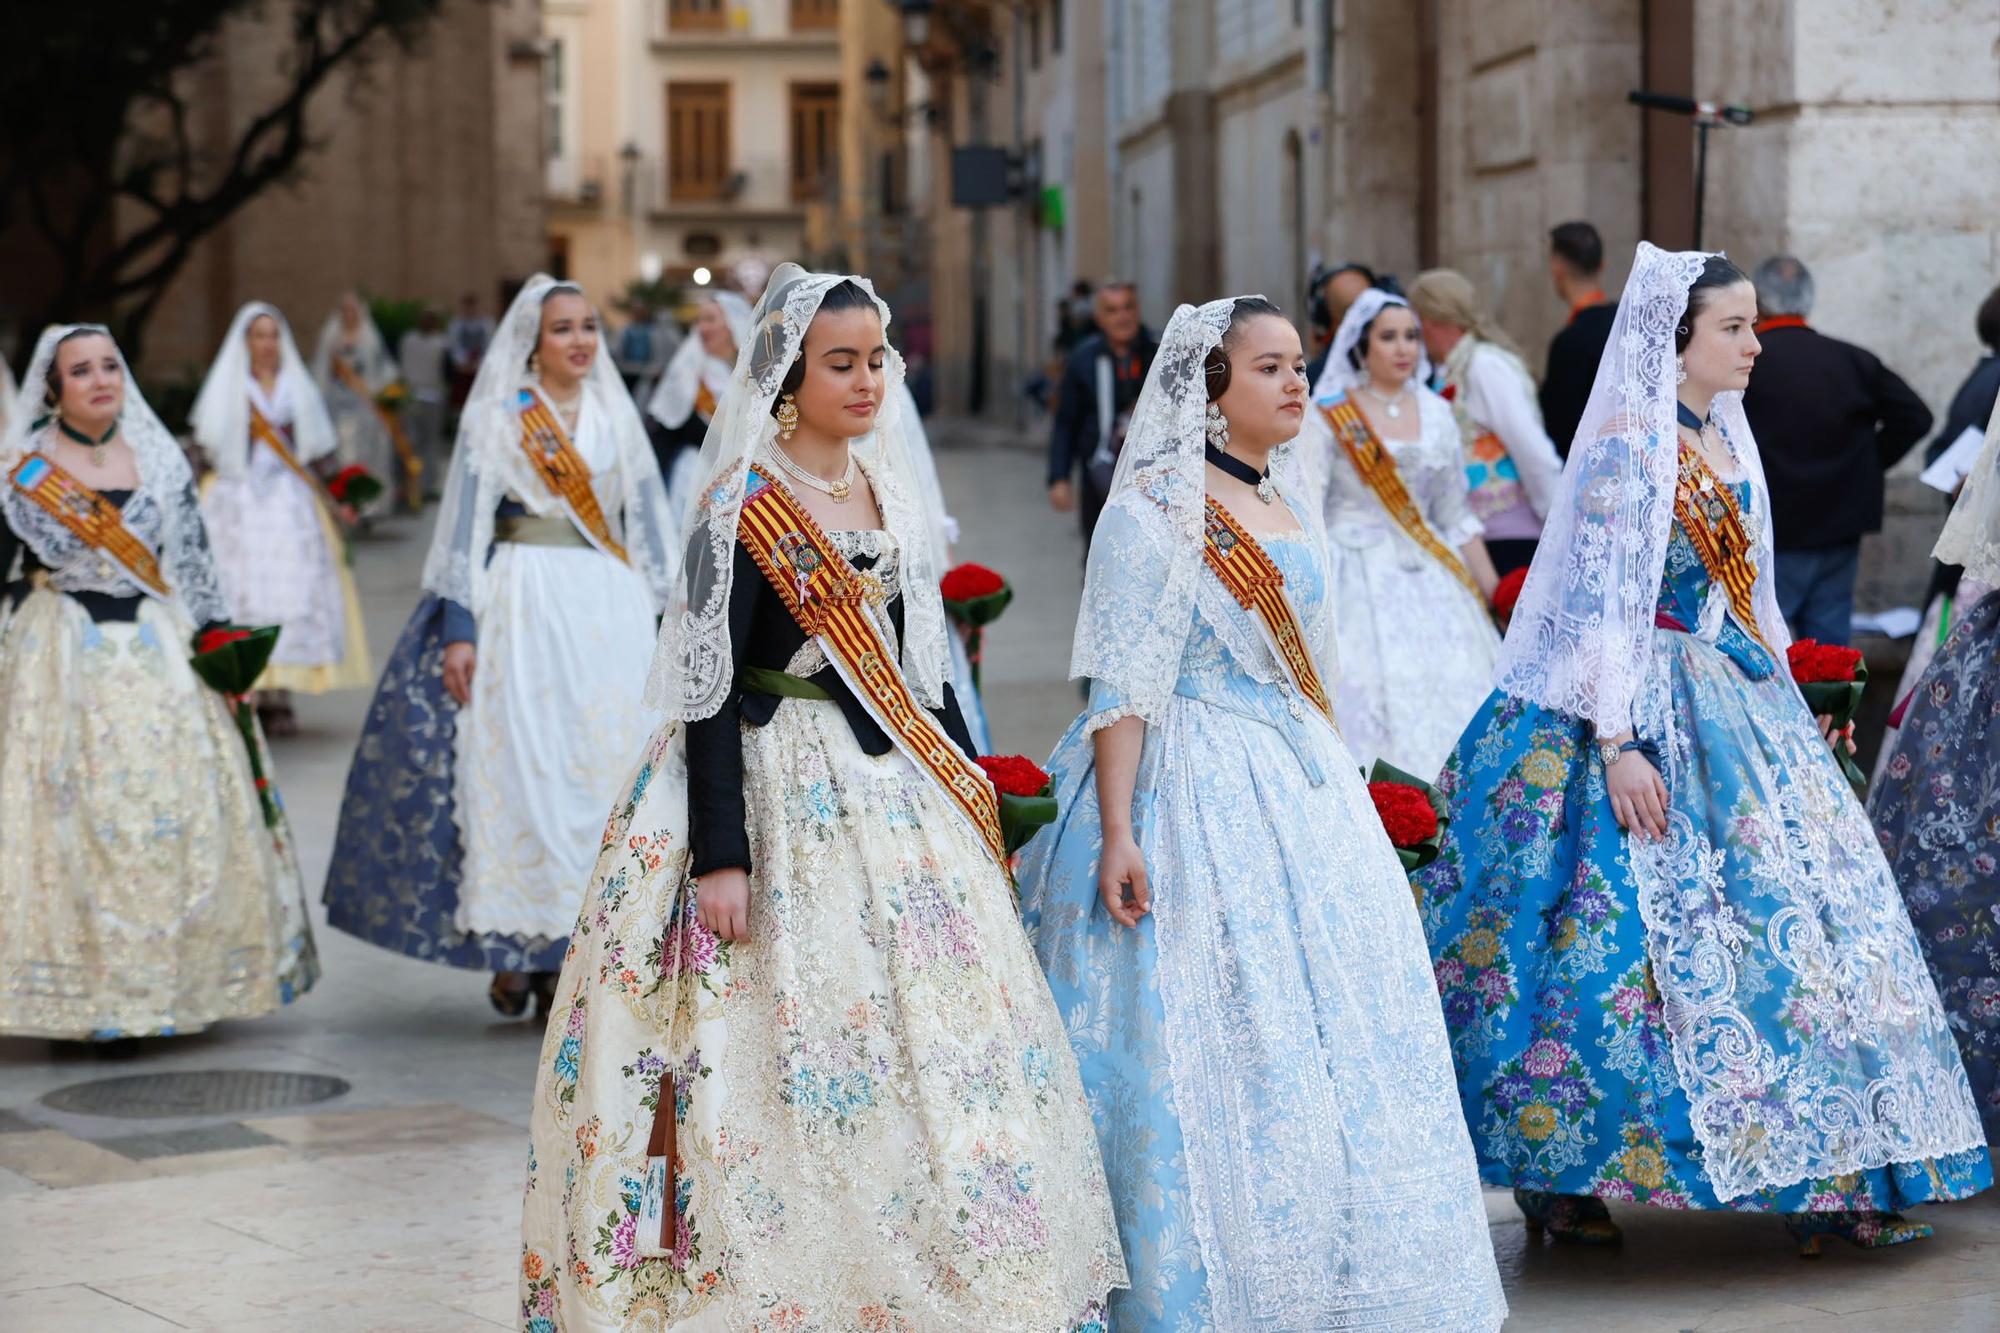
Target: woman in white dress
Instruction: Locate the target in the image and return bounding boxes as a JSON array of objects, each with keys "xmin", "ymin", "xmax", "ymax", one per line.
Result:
[
  {"xmin": 520, "ymin": 265, "xmax": 1124, "ymax": 1331},
  {"xmin": 313, "ymin": 291, "xmax": 405, "ymax": 517},
  {"xmin": 322, "ymin": 276, "xmax": 677, "ymax": 1017},
  {"xmin": 192, "ymin": 302, "xmax": 372, "ymax": 734},
  {"xmin": 1303, "ymin": 288, "xmax": 1502, "ymax": 777},
  {"xmin": 1, "ymin": 325, "xmax": 317, "ymax": 1041},
  {"xmin": 648, "ymin": 289, "xmax": 752, "ymax": 518}
]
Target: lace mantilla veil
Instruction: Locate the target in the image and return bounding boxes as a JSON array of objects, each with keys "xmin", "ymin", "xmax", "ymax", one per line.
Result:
[
  {"xmin": 419, "ymin": 275, "xmax": 678, "ymax": 614},
  {"xmin": 189, "ymin": 301, "xmax": 338, "ymax": 479},
  {"xmin": 648, "ymin": 290, "xmax": 752, "ymax": 430},
  {"xmin": 1070, "ymin": 297, "xmax": 1334, "ymax": 725},
  {"xmin": 1933, "ymin": 394, "xmax": 2000, "ymax": 588},
  {"xmin": 2, "ymin": 324, "xmax": 230, "ymax": 625},
  {"xmin": 311, "ymin": 298, "xmax": 400, "ymax": 392},
  {"xmin": 642, "ymin": 263, "xmax": 950, "ymax": 722},
  {"xmin": 1310, "ymin": 287, "xmax": 1433, "ymax": 399},
  {"xmin": 1495, "ymin": 241, "xmax": 1788, "ymax": 735}
]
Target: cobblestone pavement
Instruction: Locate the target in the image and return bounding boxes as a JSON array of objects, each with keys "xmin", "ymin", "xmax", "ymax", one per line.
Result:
[{"xmin": 0, "ymin": 427, "xmax": 1992, "ymax": 1331}]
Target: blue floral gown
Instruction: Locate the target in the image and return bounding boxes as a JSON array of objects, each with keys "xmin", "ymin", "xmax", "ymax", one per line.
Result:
[
  {"xmin": 1417, "ymin": 459, "xmax": 1991, "ymax": 1215},
  {"xmin": 1871, "ymin": 587, "xmax": 2000, "ymax": 1143},
  {"xmin": 1022, "ymin": 494, "xmax": 1506, "ymax": 1332}
]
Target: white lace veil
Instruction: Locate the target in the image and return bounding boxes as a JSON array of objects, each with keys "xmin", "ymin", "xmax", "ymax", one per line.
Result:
[
  {"xmin": 1933, "ymin": 394, "xmax": 2000, "ymax": 588},
  {"xmin": 1495, "ymin": 241, "xmax": 1787, "ymax": 734},
  {"xmin": 648, "ymin": 291, "xmax": 752, "ymax": 429},
  {"xmin": 1070, "ymin": 297, "xmax": 1332, "ymax": 723},
  {"xmin": 419, "ymin": 274, "xmax": 679, "ymax": 613},
  {"xmin": 1311, "ymin": 287, "xmax": 1433, "ymax": 399},
  {"xmin": 311, "ymin": 296, "xmax": 400, "ymax": 392},
  {"xmin": 190, "ymin": 302, "xmax": 338, "ymax": 478},
  {"xmin": 1, "ymin": 324, "xmax": 230, "ymax": 624},
  {"xmin": 642, "ymin": 263, "xmax": 949, "ymax": 722}
]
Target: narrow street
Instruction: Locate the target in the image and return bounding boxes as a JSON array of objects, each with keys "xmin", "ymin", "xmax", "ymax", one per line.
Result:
[{"xmin": 1, "ymin": 430, "xmax": 1995, "ymax": 1331}]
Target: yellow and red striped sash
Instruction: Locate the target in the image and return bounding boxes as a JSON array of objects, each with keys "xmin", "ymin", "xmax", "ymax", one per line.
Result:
[
  {"xmin": 7, "ymin": 454, "xmax": 170, "ymax": 599},
  {"xmin": 736, "ymin": 470, "xmax": 1009, "ymax": 872},
  {"xmin": 331, "ymin": 353, "xmax": 422, "ymax": 494},
  {"xmin": 1320, "ymin": 395, "xmax": 1483, "ymax": 600},
  {"xmin": 248, "ymin": 405, "xmax": 326, "ymax": 497},
  {"xmin": 693, "ymin": 381, "xmax": 717, "ymax": 421},
  {"xmin": 1202, "ymin": 497, "xmax": 1335, "ymax": 726},
  {"xmin": 1673, "ymin": 442, "xmax": 1772, "ymax": 652},
  {"xmin": 515, "ymin": 389, "xmax": 628, "ymax": 563}
]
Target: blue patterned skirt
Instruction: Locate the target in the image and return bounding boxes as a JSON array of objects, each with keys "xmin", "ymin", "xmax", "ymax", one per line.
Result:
[{"xmin": 321, "ymin": 595, "xmax": 567, "ymax": 973}]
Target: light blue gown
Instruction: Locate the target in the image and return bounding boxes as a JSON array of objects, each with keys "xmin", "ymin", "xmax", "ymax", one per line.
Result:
[{"xmin": 1020, "ymin": 489, "xmax": 1506, "ymax": 1332}]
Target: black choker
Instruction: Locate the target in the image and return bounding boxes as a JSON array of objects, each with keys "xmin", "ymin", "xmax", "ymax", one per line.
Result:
[
  {"xmin": 1204, "ymin": 443, "xmax": 1277, "ymax": 503},
  {"xmin": 1674, "ymin": 401, "xmax": 1710, "ymax": 432}
]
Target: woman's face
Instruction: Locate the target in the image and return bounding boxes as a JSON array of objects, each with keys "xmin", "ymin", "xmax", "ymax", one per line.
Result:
[
  {"xmin": 1682, "ymin": 280, "xmax": 1761, "ymax": 396},
  {"xmin": 53, "ymin": 333, "xmax": 124, "ymax": 430},
  {"xmin": 536, "ymin": 291, "xmax": 600, "ymax": 388},
  {"xmin": 1361, "ymin": 305, "xmax": 1424, "ymax": 386},
  {"xmin": 246, "ymin": 315, "xmax": 282, "ymax": 376},
  {"xmin": 1213, "ymin": 315, "xmax": 1308, "ymax": 450},
  {"xmin": 696, "ymin": 301, "xmax": 736, "ymax": 361},
  {"xmin": 339, "ymin": 293, "xmax": 363, "ymax": 332},
  {"xmin": 791, "ymin": 305, "xmax": 885, "ymax": 441}
]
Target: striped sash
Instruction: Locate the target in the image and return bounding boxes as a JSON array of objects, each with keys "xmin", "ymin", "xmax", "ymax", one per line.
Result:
[
  {"xmin": 1673, "ymin": 442, "xmax": 1772, "ymax": 651},
  {"xmin": 515, "ymin": 389, "xmax": 628, "ymax": 563},
  {"xmin": 249, "ymin": 406, "xmax": 324, "ymax": 495},
  {"xmin": 1202, "ymin": 497, "xmax": 1335, "ymax": 726},
  {"xmin": 1319, "ymin": 395, "xmax": 1483, "ymax": 599},
  {"xmin": 736, "ymin": 470, "xmax": 1009, "ymax": 872},
  {"xmin": 7, "ymin": 455, "xmax": 170, "ymax": 599},
  {"xmin": 331, "ymin": 353, "xmax": 422, "ymax": 493}
]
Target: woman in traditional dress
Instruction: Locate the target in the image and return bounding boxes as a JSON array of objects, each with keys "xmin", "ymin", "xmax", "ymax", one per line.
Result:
[
  {"xmin": 648, "ymin": 288, "xmax": 752, "ymax": 517},
  {"xmin": 313, "ymin": 291, "xmax": 405, "ymax": 517},
  {"xmin": 323, "ymin": 276, "xmax": 677, "ymax": 1017},
  {"xmin": 1302, "ymin": 288, "xmax": 1501, "ymax": 778},
  {"xmin": 0, "ymin": 325, "xmax": 317, "ymax": 1040},
  {"xmin": 520, "ymin": 265, "xmax": 1124, "ymax": 1332},
  {"xmin": 1021, "ymin": 297, "xmax": 1506, "ymax": 1331},
  {"xmin": 1872, "ymin": 396, "xmax": 2000, "ymax": 1143},
  {"xmin": 1417, "ymin": 244, "xmax": 1990, "ymax": 1252},
  {"xmin": 1409, "ymin": 268, "xmax": 1564, "ymax": 575},
  {"xmin": 192, "ymin": 302, "xmax": 371, "ymax": 735}
]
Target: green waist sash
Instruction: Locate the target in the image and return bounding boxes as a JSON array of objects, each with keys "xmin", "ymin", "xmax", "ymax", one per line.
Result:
[
  {"xmin": 494, "ymin": 513, "xmax": 591, "ymax": 548},
  {"xmin": 739, "ymin": 665, "xmax": 833, "ymax": 701}
]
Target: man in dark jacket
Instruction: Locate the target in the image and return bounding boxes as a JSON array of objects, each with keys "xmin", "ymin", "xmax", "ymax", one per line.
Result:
[
  {"xmin": 1539, "ymin": 221, "xmax": 1617, "ymax": 458},
  {"xmin": 1047, "ymin": 282, "xmax": 1157, "ymax": 548},
  {"xmin": 1741, "ymin": 255, "xmax": 1934, "ymax": 645}
]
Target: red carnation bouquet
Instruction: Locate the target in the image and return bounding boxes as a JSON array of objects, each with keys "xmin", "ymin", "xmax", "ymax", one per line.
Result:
[
  {"xmin": 1365, "ymin": 758, "xmax": 1449, "ymax": 876},
  {"xmin": 1787, "ymin": 638, "xmax": 1869, "ymax": 798},
  {"xmin": 327, "ymin": 464, "xmax": 385, "ymax": 508},
  {"xmin": 189, "ymin": 623, "xmax": 285, "ymax": 826},
  {"xmin": 1491, "ymin": 566, "xmax": 1528, "ymax": 630},
  {"xmin": 941, "ymin": 562, "xmax": 1014, "ymax": 690},
  {"xmin": 976, "ymin": 754, "xmax": 1057, "ymax": 856}
]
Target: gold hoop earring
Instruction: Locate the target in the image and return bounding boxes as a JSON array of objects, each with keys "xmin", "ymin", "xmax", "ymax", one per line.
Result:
[
  {"xmin": 775, "ymin": 393, "xmax": 799, "ymax": 441},
  {"xmin": 528, "ymin": 350, "xmax": 540, "ymax": 375}
]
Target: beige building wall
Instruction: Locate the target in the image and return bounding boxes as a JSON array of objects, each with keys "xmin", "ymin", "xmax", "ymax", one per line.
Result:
[
  {"xmin": 140, "ymin": 0, "xmax": 547, "ymax": 379},
  {"xmin": 544, "ymin": 0, "xmax": 638, "ymax": 308}
]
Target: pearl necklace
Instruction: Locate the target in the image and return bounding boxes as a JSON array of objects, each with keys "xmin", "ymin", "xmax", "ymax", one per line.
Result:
[
  {"xmin": 766, "ymin": 441, "xmax": 855, "ymax": 502},
  {"xmin": 1357, "ymin": 379, "xmax": 1410, "ymax": 419}
]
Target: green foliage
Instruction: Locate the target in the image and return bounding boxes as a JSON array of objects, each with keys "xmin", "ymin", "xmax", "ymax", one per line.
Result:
[
  {"xmin": 369, "ymin": 296, "xmax": 430, "ymax": 354},
  {"xmin": 618, "ymin": 278, "xmax": 686, "ymax": 319}
]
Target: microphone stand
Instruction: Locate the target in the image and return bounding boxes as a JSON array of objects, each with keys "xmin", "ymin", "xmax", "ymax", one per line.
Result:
[{"xmin": 1628, "ymin": 91, "xmax": 1753, "ymax": 249}]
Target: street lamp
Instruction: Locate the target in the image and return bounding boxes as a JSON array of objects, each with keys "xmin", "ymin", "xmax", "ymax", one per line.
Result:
[
  {"xmin": 892, "ymin": 0, "xmax": 932, "ymax": 48},
  {"xmin": 864, "ymin": 57, "xmax": 891, "ymax": 120}
]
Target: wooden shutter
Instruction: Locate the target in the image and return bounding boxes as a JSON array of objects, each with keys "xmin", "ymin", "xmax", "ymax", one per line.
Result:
[
  {"xmin": 668, "ymin": 82, "xmax": 731, "ymax": 201},
  {"xmin": 788, "ymin": 82, "xmax": 840, "ymax": 203},
  {"xmin": 668, "ymin": 0, "xmax": 727, "ymax": 31},
  {"xmin": 789, "ymin": 0, "xmax": 839, "ymax": 31}
]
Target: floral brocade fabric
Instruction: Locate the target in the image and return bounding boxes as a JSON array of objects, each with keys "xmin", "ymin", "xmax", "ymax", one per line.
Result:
[
  {"xmin": 1871, "ymin": 589, "xmax": 2000, "ymax": 1143},
  {"xmin": 1417, "ymin": 485, "xmax": 1991, "ymax": 1210}
]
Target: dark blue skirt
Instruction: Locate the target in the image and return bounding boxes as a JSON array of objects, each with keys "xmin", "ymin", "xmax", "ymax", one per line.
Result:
[{"xmin": 321, "ymin": 594, "xmax": 568, "ymax": 973}]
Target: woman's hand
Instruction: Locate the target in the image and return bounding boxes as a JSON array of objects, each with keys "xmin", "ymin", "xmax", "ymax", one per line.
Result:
[
  {"xmin": 441, "ymin": 641, "xmax": 477, "ymax": 705},
  {"xmin": 1818, "ymin": 714, "xmax": 1857, "ymax": 756},
  {"xmin": 337, "ymin": 501, "xmax": 360, "ymax": 527},
  {"xmin": 696, "ymin": 868, "xmax": 751, "ymax": 942},
  {"xmin": 1098, "ymin": 831, "xmax": 1151, "ymax": 928},
  {"xmin": 1607, "ymin": 749, "xmax": 1669, "ymax": 839}
]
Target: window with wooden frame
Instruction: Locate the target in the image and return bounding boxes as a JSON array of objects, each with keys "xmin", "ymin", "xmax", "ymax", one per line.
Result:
[
  {"xmin": 668, "ymin": 0, "xmax": 727, "ymax": 32},
  {"xmin": 667, "ymin": 82, "xmax": 731, "ymax": 201},
  {"xmin": 789, "ymin": 82, "xmax": 840, "ymax": 203},
  {"xmin": 789, "ymin": 0, "xmax": 838, "ymax": 31}
]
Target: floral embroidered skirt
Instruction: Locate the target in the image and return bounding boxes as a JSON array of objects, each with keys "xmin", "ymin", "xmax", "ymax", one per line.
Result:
[
  {"xmin": 520, "ymin": 697, "xmax": 1125, "ymax": 1332},
  {"xmin": 0, "ymin": 590, "xmax": 317, "ymax": 1039},
  {"xmin": 1416, "ymin": 628, "xmax": 1991, "ymax": 1212},
  {"xmin": 1872, "ymin": 589, "xmax": 2000, "ymax": 1144}
]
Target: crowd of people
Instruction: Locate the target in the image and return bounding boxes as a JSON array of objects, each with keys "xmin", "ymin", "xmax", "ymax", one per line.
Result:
[{"xmin": 0, "ymin": 228, "xmax": 1997, "ymax": 1331}]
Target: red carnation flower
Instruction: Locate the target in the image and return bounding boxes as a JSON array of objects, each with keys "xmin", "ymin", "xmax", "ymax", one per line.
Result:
[
  {"xmin": 196, "ymin": 627, "xmax": 254, "ymax": 656},
  {"xmin": 1368, "ymin": 780, "xmax": 1440, "ymax": 849},
  {"xmin": 1787, "ymin": 639, "xmax": 1862, "ymax": 684},
  {"xmin": 1438, "ymin": 383, "xmax": 1458, "ymax": 402},
  {"xmin": 1492, "ymin": 567, "xmax": 1529, "ymax": 623},
  {"xmin": 941, "ymin": 562, "xmax": 1006, "ymax": 602},
  {"xmin": 976, "ymin": 754, "xmax": 1051, "ymax": 798}
]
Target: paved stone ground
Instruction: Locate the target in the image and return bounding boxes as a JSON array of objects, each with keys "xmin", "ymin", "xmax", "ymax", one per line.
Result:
[{"xmin": 0, "ymin": 428, "xmax": 1992, "ymax": 1331}]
